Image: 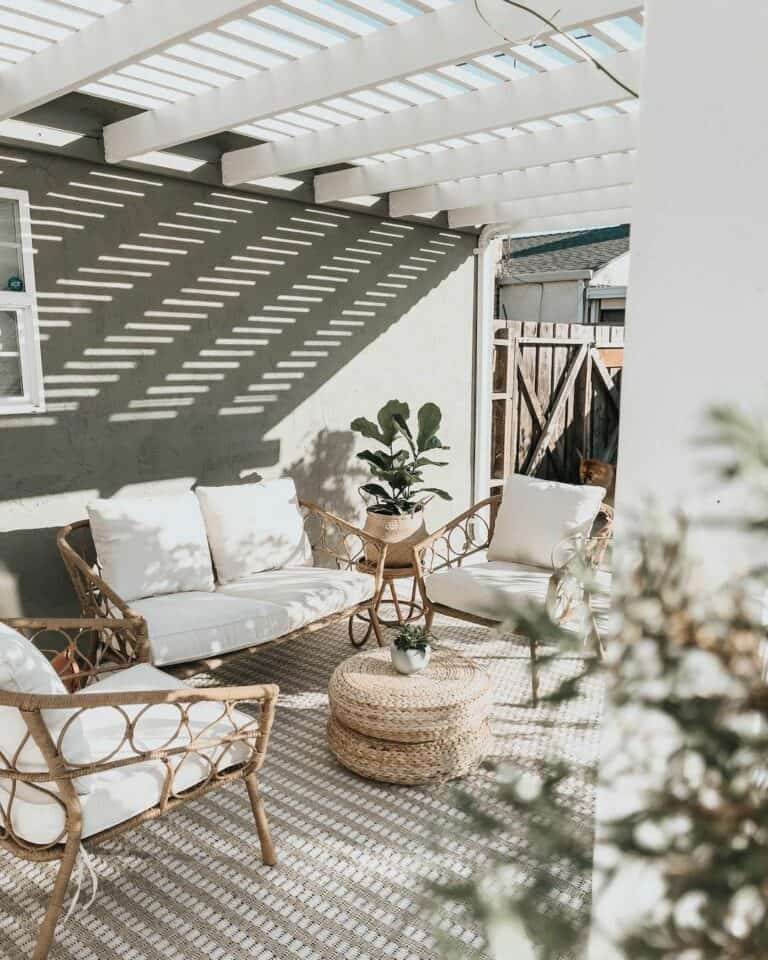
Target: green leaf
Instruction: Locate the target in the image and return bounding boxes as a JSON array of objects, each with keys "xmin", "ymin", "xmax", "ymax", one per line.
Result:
[
  {"xmin": 350, "ymin": 417, "xmax": 385, "ymax": 444},
  {"xmin": 377, "ymin": 399, "xmax": 410, "ymax": 446},
  {"xmin": 416, "ymin": 402, "xmax": 442, "ymax": 452},
  {"xmin": 414, "ymin": 487, "xmax": 452, "ymax": 500},
  {"xmin": 360, "ymin": 483, "xmax": 391, "ymax": 500},
  {"xmin": 356, "ymin": 449, "xmax": 395, "ymax": 470},
  {"xmin": 414, "ymin": 457, "xmax": 449, "ymax": 468},
  {"xmin": 421, "ymin": 435, "xmax": 450, "ymax": 453}
]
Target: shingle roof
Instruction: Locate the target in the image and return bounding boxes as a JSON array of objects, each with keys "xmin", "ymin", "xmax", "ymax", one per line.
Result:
[{"xmin": 499, "ymin": 224, "xmax": 630, "ymax": 280}]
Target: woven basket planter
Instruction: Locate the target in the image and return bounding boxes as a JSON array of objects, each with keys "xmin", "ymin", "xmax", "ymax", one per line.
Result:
[{"xmin": 327, "ymin": 648, "xmax": 493, "ymax": 785}]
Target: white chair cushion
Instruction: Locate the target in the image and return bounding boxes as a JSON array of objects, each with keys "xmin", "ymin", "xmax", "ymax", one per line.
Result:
[
  {"xmin": 1, "ymin": 663, "xmax": 255, "ymax": 846},
  {"xmin": 488, "ymin": 473, "xmax": 605, "ymax": 568},
  {"xmin": 87, "ymin": 492, "xmax": 215, "ymax": 602},
  {"xmin": 196, "ymin": 478, "xmax": 312, "ymax": 583},
  {"xmin": 0, "ymin": 622, "xmax": 92, "ymax": 796},
  {"xmin": 425, "ymin": 561, "xmax": 612, "ymax": 634},
  {"xmin": 217, "ymin": 566, "xmax": 374, "ymax": 632},
  {"xmin": 130, "ymin": 592, "xmax": 292, "ymax": 667}
]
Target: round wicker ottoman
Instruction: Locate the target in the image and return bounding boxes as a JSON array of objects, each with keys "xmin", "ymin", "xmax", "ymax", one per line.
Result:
[{"xmin": 327, "ymin": 648, "xmax": 493, "ymax": 785}]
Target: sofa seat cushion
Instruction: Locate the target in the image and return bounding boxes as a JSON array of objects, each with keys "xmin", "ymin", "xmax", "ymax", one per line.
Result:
[
  {"xmin": 130, "ymin": 592, "xmax": 293, "ymax": 667},
  {"xmin": 1, "ymin": 663, "xmax": 255, "ymax": 846},
  {"xmin": 217, "ymin": 566, "xmax": 375, "ymax": 633},
  {"xmin": 425, "ymin": 561, "xmax": 612, "ymax": 635}
]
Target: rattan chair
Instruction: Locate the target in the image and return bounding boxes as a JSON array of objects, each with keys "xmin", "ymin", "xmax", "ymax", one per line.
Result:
[
  {"xmin": 411, "ymin": 495, "xmax": 613, "ymax": 705},
  {"xmin": 0, "ymin": 617, "xmax": 278, "ymax": 960}
]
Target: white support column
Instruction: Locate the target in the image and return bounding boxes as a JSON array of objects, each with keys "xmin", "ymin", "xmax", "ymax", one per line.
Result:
[
  {"xmin": 592, "ymin": 2, "xmax": 768, "ymax": 955},
  {"xmin": 615, "ymin": 0, "xmax": 768, "ymax": 578}
]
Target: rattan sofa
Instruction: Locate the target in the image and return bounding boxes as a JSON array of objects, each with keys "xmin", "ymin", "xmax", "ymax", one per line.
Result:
[
  {"xmin": 412, "ymin": 476, "xmax": 613, "ymax": 705},
  {"xmin": 0, "ymin": 617, "xmax": 278, "ymax": 960},
  {"xmin": 58, "ymin": 489, "xmax": 388, "ymax": 669}
]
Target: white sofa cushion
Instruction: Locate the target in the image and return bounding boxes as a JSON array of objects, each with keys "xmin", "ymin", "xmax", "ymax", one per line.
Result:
[
  {"xmin": 130, "ymin": 592, "xmax": 292, "ymax": 667},
  {"xmin": 488, "ymin": 473, "xmax": 605, "ymax": 568},
  {"xmin": 0, "ymin": 663, "xmax": 255, "ymax": 846},
  {"xmin": 195, "ymin": 478, "xmax": 312, "ymax": 583},
  {"xmin": 131, "ymin": 567, "xmax": 375, "ymax": 666},
  {"xmin": 425, "ymin": 560, "xmax": 611, "ymax": 633},
  {"xmin": 217, "ymin": 566, "xmax": 374, "ymax": 632},
  {"xmin": 0, "ymin": 622, "xmax": 92, "ymax": 796},
  {"xmin": 87, "ymin": 492, "xmax": 215, "ymax": 602}
]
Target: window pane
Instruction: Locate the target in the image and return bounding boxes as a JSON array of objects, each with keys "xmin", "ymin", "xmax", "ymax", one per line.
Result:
[
  {"xmin": 0, "ymin": 310, "xmax": 23, "ymax": 397},
  {"xmin": 0, "ymin": 199, "xmax": 24, "ymax": 292}
]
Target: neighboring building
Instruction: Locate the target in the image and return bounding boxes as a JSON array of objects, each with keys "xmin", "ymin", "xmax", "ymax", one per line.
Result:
[{"xmin": 496, "ymin": 224, "xmax": 630, "ymax": 325}]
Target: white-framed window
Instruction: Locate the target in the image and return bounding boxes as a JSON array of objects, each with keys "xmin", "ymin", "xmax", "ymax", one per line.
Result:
[{"xmin": 0, "ymin": 187, "xmax": 44, "ymax": 414}]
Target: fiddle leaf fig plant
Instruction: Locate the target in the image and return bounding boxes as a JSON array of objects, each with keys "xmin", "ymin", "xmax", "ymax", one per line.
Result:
[{"xmin": 351, "ymin": 400, "xmax": 451, "ymax": 516}]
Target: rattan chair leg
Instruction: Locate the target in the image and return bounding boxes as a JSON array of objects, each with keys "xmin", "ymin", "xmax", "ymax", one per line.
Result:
[
  {"xmin": 529, "ymin": 637, "xmax": 539, "ymax": 708},
  {"xmin": 245, "ymin": 773, "xmax": 276, "ymax": 867},
  {"xmin": 424, "ymin": 605, "xmax": 435, "ymax": 633},
  {"xmin": 33, "ymin": 839, "xmax": 80, "ymax": 960},
  {"xmin": 369, "ymin": 604, "xmax": 385, "ymax": 648}
]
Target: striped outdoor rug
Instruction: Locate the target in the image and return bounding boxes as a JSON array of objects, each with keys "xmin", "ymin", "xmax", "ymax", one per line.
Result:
[{"xmin": 0, "ymin": 618, "xmax": 603, "ymax": 960}]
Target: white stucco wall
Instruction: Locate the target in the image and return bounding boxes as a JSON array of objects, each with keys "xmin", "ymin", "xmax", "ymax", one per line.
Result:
[{"xmin": 260, "ymin": 255, "xmax": 476, "ymax": 530}]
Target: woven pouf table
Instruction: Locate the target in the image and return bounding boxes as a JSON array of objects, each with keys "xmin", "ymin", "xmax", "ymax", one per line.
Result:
[{"xmin": 327, "ymin": 648, "xmax": 493, "ymax": 785}]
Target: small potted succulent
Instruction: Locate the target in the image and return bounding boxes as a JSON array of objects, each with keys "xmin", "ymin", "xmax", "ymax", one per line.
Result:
[
  {"xmin": 351, "ymin": 399, "xmax": 451, "ymax": 566},
  {"xmin": 390, "ymin": 624, "xmax": 432, "ymax": 676}
]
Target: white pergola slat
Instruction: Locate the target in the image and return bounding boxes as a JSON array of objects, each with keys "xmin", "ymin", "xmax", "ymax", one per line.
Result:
[
  {"xmin": 470, "ymin": 205, "xmax": 632, "ymax": 232},
  {"xmin": 0, "ymin": 0, "xmax": 272, "ymax": 122},
  {"xmin": 390, "ymin": 148, "xmax": 635, "ymax": 216},
  {"xmin": 221, "ymin": 49, "xmax": 641, "ymax": 185},
  {"xmin": 103, "ymin": 0, "xmax": 641, "ymax": 164},
  {"xmin": 446, "ymin": 183, "xmax": 632, "ymax": 228},
  {"xmin": 315, "ymin": 113, "xmax": 638, "ymax": 203}
]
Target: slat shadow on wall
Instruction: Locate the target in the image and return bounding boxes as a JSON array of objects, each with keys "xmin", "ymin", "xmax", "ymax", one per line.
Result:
[
  {"xmin": 490, "ymin": 320, "xmax": 624, "ymax": 491},
  {"xmin": 0, "ymin": 148, "xmax": 473, "ymax": 614}
]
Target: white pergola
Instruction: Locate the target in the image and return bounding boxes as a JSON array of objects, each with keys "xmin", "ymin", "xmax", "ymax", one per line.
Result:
[{"xmin": 0, "ymin": 0, "xmax": 642, "ymax": 230}]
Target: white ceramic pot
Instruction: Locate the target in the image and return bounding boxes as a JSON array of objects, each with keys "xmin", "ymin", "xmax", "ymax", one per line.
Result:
[
  {"xmin": 390, "ymin": 642, "xmax": 431, "ymax": 675},
  {"xmin": 364, "ymin": 509, "xmax": 427, "ymax": 567}
]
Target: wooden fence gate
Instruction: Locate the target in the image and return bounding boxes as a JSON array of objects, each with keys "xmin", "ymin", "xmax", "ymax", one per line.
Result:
[{"xmin": 490, "ymin": 321, "xmax": 624, "ymax": 493}]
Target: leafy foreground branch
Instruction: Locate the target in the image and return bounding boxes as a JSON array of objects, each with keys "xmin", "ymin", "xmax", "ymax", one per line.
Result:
[{"xmin": 433, "ymin": 405, "xmax": 768, "ymax": 960}]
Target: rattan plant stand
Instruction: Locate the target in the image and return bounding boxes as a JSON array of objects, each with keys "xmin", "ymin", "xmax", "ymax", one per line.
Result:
[
  {"xmin": 348, "ymin": 560, "xmax": 424, "ymax": 648},
  {"xmin": 327, "ymin": 648, "xmax": 492, "ymax": 785}
]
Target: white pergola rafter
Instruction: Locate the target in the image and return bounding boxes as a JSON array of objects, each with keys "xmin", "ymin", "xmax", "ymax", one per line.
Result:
[
  {"xmin": 221, "ymin": 49, "xmax": 641, "ymax": 185},
  {"xmin": 447, "ymin": 183, "xmax": 632, "ymax": 228},
  {"xmin": 0, "ymin": 0, "xmax": 272, "ymax": 123},
  {"xmin": 390, "ymin": 150, "xmax": 635, "ymax": 217},
  {"xmin": 102, "ymin": 0, "xmax": 641, "ymax": 164},
  {"xmin": 472, "ymin": 205, "xmax": 632, "ymax": 233},
  {"xmin": 315, "ymin": 112, "xmax": 637, "ymax": 203}
]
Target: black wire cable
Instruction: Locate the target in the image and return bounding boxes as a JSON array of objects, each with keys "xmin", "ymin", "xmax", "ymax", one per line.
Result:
[{"xmin": 473, "ymin": 0, "xmax": 640, "ymax": 100}]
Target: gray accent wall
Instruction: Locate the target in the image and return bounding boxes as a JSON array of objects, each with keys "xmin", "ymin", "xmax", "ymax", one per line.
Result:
[{"xmin": 0, "ymin": 149, "xmax": 476, "ymax": 616}]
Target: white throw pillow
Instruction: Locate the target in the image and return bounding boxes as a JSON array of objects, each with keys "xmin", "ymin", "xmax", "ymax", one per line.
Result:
[
  {"xmin": 87, "ymin": 492, "xmax": 215, "ymax": 602},
  {"xmin": 0, "ymin": 622, "xmax": 92, "ymax": 796},
  {"xmin": 196, "ymin": 478, "xmax": 312, "ymax": 583},
  {"xmin": 488, "ymin": 473, "xmax": 606, "ymax": 568}
]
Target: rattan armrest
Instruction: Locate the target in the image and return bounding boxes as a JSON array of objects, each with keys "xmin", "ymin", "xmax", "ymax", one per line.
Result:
[
  {"xmin": 299, "ymin": 499, "xmax": 389, "ymax": 589},
  {"xmin": 3, "ymin": 617, "xmax": 150, "ymax": 686},
  {"xmin": 412, "ymin": 496, "xmax": 501, "ymax": 577}
]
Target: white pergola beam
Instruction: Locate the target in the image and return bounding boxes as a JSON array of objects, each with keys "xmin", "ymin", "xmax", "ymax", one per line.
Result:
[
  {"xmin": 390, "ymin": 150, "xmax": 635, "ymax": 216},
  {"xmin": 222, "ymin": 49, "xmax": 640, "ymax": 185},
  {"xmin": 103, "ymin": 0, "xmax": 640, "ymax": 164},
  {"xmin": 447, "ymin": 184, "xmax": 632, "ymax": 228},
  {"xmin": 469, "ymin": 205, "xmax": 632, "ymax": 233},
  {"xmin": 317, "ymin": 112, "xmax": 638, "ymax": 203},
  {"xmin": 0, "ymin": 0, "xmax": 270, "ymax": 122}
]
